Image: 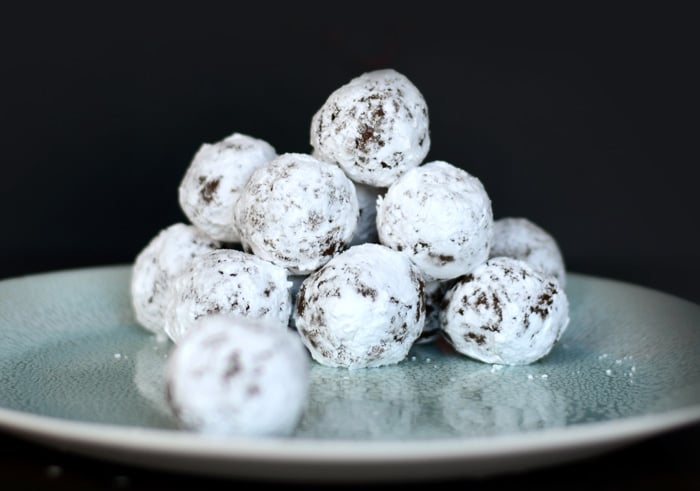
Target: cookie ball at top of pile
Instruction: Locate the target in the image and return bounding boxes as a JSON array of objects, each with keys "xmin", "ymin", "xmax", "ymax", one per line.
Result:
[
  {"xmin": 310, "ymin": 68, "xmax": 430, "ymax": 188},
  {"xmin": 166, "ymin": 314, "xmax": 310, "ymax": 437},
  {"xmin": 234, "ymin": 153, "xmax": 359, "ymax": 275},
  {"xmin": 178, "ymin": 132, "xmax": 277, "ymax": 243},
  {"xmin": 376, "ymin": 160, "xmax": 493, "ymax": 281}
]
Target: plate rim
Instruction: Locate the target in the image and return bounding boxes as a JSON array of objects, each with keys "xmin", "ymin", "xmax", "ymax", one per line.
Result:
[{"xmin": 1, "ymin": 394, "xmax": 699, "ymax": 463}]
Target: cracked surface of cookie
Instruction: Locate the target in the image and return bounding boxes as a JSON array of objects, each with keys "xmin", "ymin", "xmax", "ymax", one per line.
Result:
[
  {"xmin": 130, "ymin": 223, "xmax": 220, "ymax": 337},
  {"xmin": 310, "ymin": 69, "xmax": 430, "ymax": 187},
  {"xmin": 164, "ymin": 249, "xmax": 292, "ymax": 343},
  {"xmin": 294, "ymin": 243, "xmax": 426, "ymax": 369},
  {"xmin": 377, "ymin": 160, "xmax": 493, "ymax": 281},
  {"xmin": 178, "ymin": 132, "xmax": 276, "ymax": 242},
  {"xmin": 490, "ymin": 217, "xmax": 567, "ymax": 287},
  {"xmin": 234, "ymin": 153, "xmax": 359, "ymax": 274},
  {"xmin": 166, "ymin": 314, "xmax": 310, "ymax": 436},
  {"xmin": 440, "ymin": 256, "xmax": 569, "ymax": 365}
]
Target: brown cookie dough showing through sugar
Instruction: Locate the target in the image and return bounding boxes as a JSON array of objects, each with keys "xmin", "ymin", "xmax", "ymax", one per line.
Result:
[
  {"xmin": 234, "ymin": 153, "xmax": 360, "ymax": 275},
  {"xmin": 130, "ymin": 223, "xmax": 221, "ymax": 338},
  {"xmin": 310, "ymin": 69, "xmax": 431, "ymax": 188},
  {"xmin": 178, "ymin": 132, "xmax": 277, "ymax": 243},
  {"xmin": 294, "ymin": 243, "xmax": 426, "ymax": 369},
  {"xmin": 440, "ymin": 256, "xmax": 570, "ymax": 365},
  {"xmin": 164, "ymin": 249, "xmax": 292, "ymax": 343},
  {"xmin": 376, "ymin": 160, "xmax": 494, "ymax": 281},
  {"xmin": 490, "ymin": 217, "xmax": 567, "ymax": 287},
  {"xmin": 166, "ymin": 314, "xmax": 310, "ymax": 436}
]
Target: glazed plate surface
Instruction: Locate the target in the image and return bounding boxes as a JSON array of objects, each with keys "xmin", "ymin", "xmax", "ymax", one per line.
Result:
[{"xmin": 0, "ymin": 265, "xmax": 699, "ymax": 482}]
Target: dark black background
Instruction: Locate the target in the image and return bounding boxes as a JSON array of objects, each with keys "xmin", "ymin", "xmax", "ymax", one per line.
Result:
[
  {"xmin": 0, "ymin": 3, "xmax": 699, "ymax": 489},
  {"xmin": 1, "ymin": 3, "xmax": 698, "ymax": 302}
]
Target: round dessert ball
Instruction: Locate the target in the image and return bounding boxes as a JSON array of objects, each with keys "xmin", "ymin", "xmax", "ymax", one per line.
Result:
[
  {"xmin": 294, "ymin": 243, "xmax": 426, "ymax": 369},
  {"xmin": 234, "ymin": 153, "xmax": 359, "ymax": 275},
  {"xmin": 164, "ymin": 249, "xmax": 292, "ymax": 343},
  {"xmin": 440, "ymin": 256, "xmax": 570, "ymax": 365},
  {"xmin": 178, "ymin": 132, "xmax": 277, "ymax": 243},
  {"xmin": 376, "ymin": 160, "xmax": 493, "ymax": 281},
  {"xmin": 310, "ymin": 69, "xmax": 431, "ymax": 187},
  {"xmin": 166, "ymin": 314, "xmax": 310, "ymax": 436},
  {"xmin": 490, "ymin": 217, "xmax": 567, "ymax": 287},
  {"xmin": 130, "ymin": 223, "xmax": 220, "ymax": 337}
]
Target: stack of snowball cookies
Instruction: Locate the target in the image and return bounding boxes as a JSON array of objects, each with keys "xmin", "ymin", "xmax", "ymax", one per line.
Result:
[{"xmin": 130, "ymin": 68, "xmax": 570, "ymax": 437}]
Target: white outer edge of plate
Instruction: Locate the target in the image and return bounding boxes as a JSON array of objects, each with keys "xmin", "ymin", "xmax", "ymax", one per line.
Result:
[{"xmin": 1, "ymin": 404, "xmax": 699, "ymax": 482}]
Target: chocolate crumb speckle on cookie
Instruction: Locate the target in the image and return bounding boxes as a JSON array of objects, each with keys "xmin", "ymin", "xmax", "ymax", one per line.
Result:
[
  {"xmin": 235, "ymin": 153, "xmax": 359, "ymax": 275},
  {"xmin": 294, "ymin": 243, "xmax": 425, "ymax": 369},
  {"xmin": 310, "ymin": 69, "xmax": 430, "ymax": 187},
  {"xmin": 440, "ymin": 257, "xmax": 569, "ymax": 365}
]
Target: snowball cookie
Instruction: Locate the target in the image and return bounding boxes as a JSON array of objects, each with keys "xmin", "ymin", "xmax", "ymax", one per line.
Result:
[
  {"xmin": 376, "ymin": 160, "xmax": 493, "ymax": 281},
  {"xmin": 235, "ymin": 153, "xmax": 359, "ymax": 275},
  {"xmin": 440, "ymin": 256, "xmax": 570, "ymax": 365},
  {"xmin": 310, "ymin": 69, "xmax": 430, "ymax": 187},
  {"xmin": 490, "ymin": 217, "xmax": 567, "ymax": 287},
  {"xmin": 294, "ymin": 243, "xmax": 426, "ymax": 369},
  {"xmin": 164, "ymin": 249, "xmax": 292, "ymax": 343},
  {"xmin": 178, "ymin": 132, "xmax": 276, "ymax": 243},
  {"xmin": 166, "ymin": 314, "xmax": 310, "ymax": 436},
  {"xmin": 131, "ymin": 223, "xmax": 220, "ymax": 337},
  {"xmin": 350, "ymin": 182, "xmax": 384, "ymax": 246}
]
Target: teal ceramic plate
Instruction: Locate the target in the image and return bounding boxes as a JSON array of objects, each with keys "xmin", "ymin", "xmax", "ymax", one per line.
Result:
[{"xmin": 0, "ymin": 265, "xmax": 699, "ymax": 482}]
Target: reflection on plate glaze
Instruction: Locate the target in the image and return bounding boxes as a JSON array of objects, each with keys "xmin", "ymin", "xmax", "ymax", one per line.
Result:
[
  {"xmin": 438, "ymin": 363, "xmax": 567, "ymax": 436},
  {"xmin": 295, "ymin": 342, "xmax": 569, "ymax": 440},
  {"xmin": 132, "ymin": 336, "xmax": 176, "ymax": 422}
]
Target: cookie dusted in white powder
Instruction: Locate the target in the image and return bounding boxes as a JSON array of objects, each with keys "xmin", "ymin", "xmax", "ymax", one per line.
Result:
[
  {"xmin": 130, "ymin": 223, "xmax": 220, "ymax": 337},
  {"xmin": 164, "ymin": 249, "xmax": 292, "ymax": 343},
  {"xmin": 235, "ymin": 153, "xmax": 359, "ymax": 275},
  {"xmin": 310, "ymin": 69, "xmax": 430, "ymax": 187},
  {"xmin": 294, "ymin": 243, "xmax": 426, "ymax": 369},
  {"xmin": 178, "ymin": 132, "xmax": 276, "ymax": 243},
  {"xmin": 377, "ymin": 160, "xmax": 493, "ymax": 281},
  {"xmin": 490, "ymin": 217, "xmax": 567, "ymax": 287},
  {"xmin": 166, "ymin": 314, "xmax": 310, "ymax": 436},
  {"xmin": 440, "ymin": 256, "xmax": 570, "ymax": 365}
]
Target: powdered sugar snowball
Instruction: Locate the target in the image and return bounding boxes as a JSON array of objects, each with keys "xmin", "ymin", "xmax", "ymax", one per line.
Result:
[
  {"xmin": 376, "ymin": 160, "xmax": 493, "ymax": 281},
  {"xmin": 166, "ymin": 314, "xmax": 310, "ymax": 436},
  {"xmin": 490, "ymin": 217, "xmax": 567, "ymax": 287},
  {"xmin": 164, "ymin": 249, "xmax": 292, "ymax": 343},
  {"xmin": 234, "ymin": 153, "xmax": 359, "ymax": 275},
  {"xmin": 130, "ymin": 223, "xmax": 220, "ymax": 337},
  {"xmin": 310, "ymin": 69, "xmax": 430, "ymax": 187},
  {"xmin": 178, "ymin": 132, "xmax": 277, "ymax": 243},
  {"xmin": 294, "ymin": 243, "xmax": 426, "ymax": 369},
  {"xmin": 440, "ymin": 256, "xmax": 570, "ymax": 365}
]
